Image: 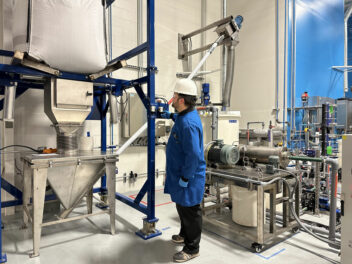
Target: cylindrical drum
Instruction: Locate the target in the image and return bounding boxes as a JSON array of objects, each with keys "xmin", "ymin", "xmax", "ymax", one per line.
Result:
[
  {"xmin": 231, "ymin": 185, "xmax": 258, "ymax": 227},
  {"xmin": 239, "ymin": 145, "xmax": 288, "ymax": 168}
]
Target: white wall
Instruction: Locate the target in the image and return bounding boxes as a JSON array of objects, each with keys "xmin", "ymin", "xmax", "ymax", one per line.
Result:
[{"xmin": 228, "ymin": 0, "xmax": 285, "ymax": 130}]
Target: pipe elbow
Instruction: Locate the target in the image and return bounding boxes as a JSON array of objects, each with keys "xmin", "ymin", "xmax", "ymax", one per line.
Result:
[{"xmin": 325, "ymin": 158, "xmax": 339, "ymax": 171}]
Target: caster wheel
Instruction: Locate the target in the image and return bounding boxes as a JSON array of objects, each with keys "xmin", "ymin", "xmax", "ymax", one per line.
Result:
[{"xmin": 251, "ymin": 243, "xmax": 263, "ymax": 253}]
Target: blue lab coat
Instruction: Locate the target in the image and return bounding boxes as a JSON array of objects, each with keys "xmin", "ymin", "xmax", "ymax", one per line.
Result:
[{"xmin": 164, "ymin": 109, "xmax": 206, "ymax": 207}]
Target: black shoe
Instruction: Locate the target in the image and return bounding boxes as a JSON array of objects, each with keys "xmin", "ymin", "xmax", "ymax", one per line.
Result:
[
  {"xmin": 172, "ymin": 234, "xmax": 184, "ymax": 244},
  {"xmin": 173, "ymin": 250, "xmax": 199, "ymax": 263}
]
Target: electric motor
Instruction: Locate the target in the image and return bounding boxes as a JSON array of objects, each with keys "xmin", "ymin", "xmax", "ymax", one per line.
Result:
[{"xmin": 205, "ymin": 140, "xmax": 240, "ymax": 166}]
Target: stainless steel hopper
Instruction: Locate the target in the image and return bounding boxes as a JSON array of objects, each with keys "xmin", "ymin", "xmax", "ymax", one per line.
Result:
[
  {"xmin": 21, "ymin": 78, "xmax": 118, "ymax": 258},
  {"xmin": 47, "ymin": 162, "xmax": 105, "ymax": 210}
]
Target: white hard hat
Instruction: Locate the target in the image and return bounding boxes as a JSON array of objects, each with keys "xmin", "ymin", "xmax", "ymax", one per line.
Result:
[{"xmin": 174, "ymin": 79, "xmax": 198, "ymax": 96}]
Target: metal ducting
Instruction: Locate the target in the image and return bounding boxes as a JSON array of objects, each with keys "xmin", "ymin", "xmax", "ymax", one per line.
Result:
[{"xmin": 222, "ymin": 43, "xmax": 236, "ymax": 109}]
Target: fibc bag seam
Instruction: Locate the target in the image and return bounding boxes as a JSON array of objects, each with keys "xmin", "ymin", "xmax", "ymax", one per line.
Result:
[
  {"xmin": 102, "ymin": 0, "xmax": 109, "ymax": 61},
  {"xmin": 26, "ymin": 0, "xmax": 31, "ymax": 43}
]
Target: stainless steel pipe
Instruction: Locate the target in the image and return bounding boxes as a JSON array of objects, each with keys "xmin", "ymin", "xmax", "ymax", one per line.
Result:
[{"xmin": 3, "ymin": 84, "xmax": 17, "ymax": 123}]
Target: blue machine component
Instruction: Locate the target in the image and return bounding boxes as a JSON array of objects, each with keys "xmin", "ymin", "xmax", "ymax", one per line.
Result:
[
  {"xmin": 234, "ymin": 15, "xmax": 244, "ymax": 29},
  {"xmin": 304, "ymin": 149, "xmax": 316, "ymax": 157},
  {"xmin": 319, "ymin": 197, "xmax": 330, "ymax": 211},
  {"xmin": 319, "ymin": 197, "xmax": 341, "ymax": 215},
  {"xmin": 201, "ymin": 83, "xmax": 210, "ymax": 106},
  {"xmin": 0, "ymin": 0, "xmax": 161, "ymax": 258}
]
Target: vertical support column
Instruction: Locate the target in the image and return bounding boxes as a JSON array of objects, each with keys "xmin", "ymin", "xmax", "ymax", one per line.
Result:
[
  {"xmin": 2, "ymin": 84, "xmax": 16, "ymax": 216},
  {"xmin": 106, "ymin": 161, "xmax": 116, "ymax": 235},
  {"xmin": 283, "ymin": 182, "xmax": 289, "ymax": 227},
  {"xmin": 30, "ymin": 168, "xmax": 48, "ymax": 258},
  {"xmin": 314, "ymin": 150, "xmax": 321, "ymax": 215},
  {"xmin": 86, "ymin": 189, "xmax": 93, "ymax": 214},
  {"xmin": 146, "ymin": 0, "xmax": 156, "ymax": 222},
  {"xmin": 135, "ymin": 0, "xmax": 161, "ymax": 239},
  {"xmin": 269, "ymin": 184, "xmax": 277, "ymax": 234},
  {"xmin": 0, "ymin": 153, "xmax": 7, "ymax": 263},
  {"xmin": 286, "ymin": 0, "xmax": 294, "ymax": 147},
  {"xmin": 100, "ymin": 93, "xmax": 107, "ymax": 198},
  {"xmin": 321, "ymin": 104, "xmax": 327, "ymax": 156},
  {"xmin": 295, "ymin": 176, "xmax": 301, "ymax": 219},
  {"xmin": 257, "ymin": 185, "xmax": 264, "ymax": 245},
  {"xmin": 216, "ymin": 183, "xmax": 221, "ymax": 213},
  {"xmin": 22, "ymin": 162, "xmax": 32, "ymax": 228}
]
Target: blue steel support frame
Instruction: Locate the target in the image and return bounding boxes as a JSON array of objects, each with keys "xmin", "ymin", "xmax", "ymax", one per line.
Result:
[
  {"xmin": 146, "ymin": 0, "xmax": 157, "ymax": 223},
  {"xmin": 115, "ymin": 0, "xmax": 161, "ymax": 239},
  {"xmin": 100, "ymin": 93, "xmax": 107, "ymax": 195},
  {"xmin": 0, "ymin": 0, "xmax": 160, "ymax": 257}
]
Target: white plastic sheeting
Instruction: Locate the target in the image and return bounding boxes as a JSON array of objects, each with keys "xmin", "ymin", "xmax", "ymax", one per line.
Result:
[{"xmin": 11, "ymin": 0, "xmax": 107, "ymax": 74}]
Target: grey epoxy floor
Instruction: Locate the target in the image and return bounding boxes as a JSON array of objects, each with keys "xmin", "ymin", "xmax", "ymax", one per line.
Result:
[{"xmin": 2, "ymin": 189, "xmax": 341, "ymax": 264}]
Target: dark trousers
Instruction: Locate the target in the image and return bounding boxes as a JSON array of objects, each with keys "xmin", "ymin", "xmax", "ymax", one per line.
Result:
[{"xmin": 176, "ymin": 203, "xmax": 202, "ymax": 254}]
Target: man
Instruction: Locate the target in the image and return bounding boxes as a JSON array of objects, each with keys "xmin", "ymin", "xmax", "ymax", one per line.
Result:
[{"xmin": 163, "ymin": 79, "xmax": 206, "ymax": 263}]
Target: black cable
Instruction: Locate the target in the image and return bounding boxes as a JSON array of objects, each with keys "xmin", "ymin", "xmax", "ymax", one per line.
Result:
[
  {"xmin": 0, "ymin": 145, "xmax": 40, "ymax": 153},
  {"xmin": 156, "ymin": 96, "xmax": 168, "ymax": 104}
]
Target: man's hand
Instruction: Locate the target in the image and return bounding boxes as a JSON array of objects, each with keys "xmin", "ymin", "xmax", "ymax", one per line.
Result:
[{"xmin": 179, "ymin": 177, "xmax": 188, "ymax": 188}]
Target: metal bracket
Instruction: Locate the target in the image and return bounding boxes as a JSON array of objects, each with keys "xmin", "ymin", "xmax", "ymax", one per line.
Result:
[
  {"xmin": 0, "ymin": 254, "xmax": 6, "ymax": 263},
  {"xmin": 150, "ymin": 105, "xmax": 156, "ymax": 113},
  {"xmin": 11, "ymin": 51, "xmax": 60, "ymax": 76},
  {"xmin": 89, "ymin": 60, "xmax": 127, "ymax": 80},
  {"xmin": 148, "ymin": 66, "xmax": 158, "ymax": 73},
  {"xmin": 135, "ymin": 218, "xmax": 162, "ymax": 240}
]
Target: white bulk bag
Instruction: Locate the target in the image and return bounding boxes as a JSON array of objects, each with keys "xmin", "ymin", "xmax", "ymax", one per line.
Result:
[{"xmin": 12, "ymin": 0, "xmax": 107, "ymax": 74}]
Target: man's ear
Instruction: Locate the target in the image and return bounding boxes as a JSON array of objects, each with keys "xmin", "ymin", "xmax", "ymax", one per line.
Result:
[{"xmin": 179, "ymin": 97, "xmax": 185, "ymax": 105}]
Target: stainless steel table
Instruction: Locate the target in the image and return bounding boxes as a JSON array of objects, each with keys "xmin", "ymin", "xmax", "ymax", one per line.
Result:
[{"xmin": 22, "ymin": 150, "xmax": 118, "ymax": 257}]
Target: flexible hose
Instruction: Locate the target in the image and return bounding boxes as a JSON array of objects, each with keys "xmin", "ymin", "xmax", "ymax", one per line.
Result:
[
  {"xmin": 276, "ymin": 169, "xmax": 341, "ymax": 248},
  {"xmin": 0, "ymin": 145, "xmax": 40, "ymax": 153}
]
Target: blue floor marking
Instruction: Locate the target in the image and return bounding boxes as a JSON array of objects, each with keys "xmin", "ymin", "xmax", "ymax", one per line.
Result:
[
  {"xmin": 203, "ymin": 226, "xmax": 291, "ymax": 260},
  {"xmin": 256, "ymin": 248, "xmax": 286, "ymax": 260},
  {"xmin": 161, "ymin": 226, "xmax": 171, "ymax": 231}
]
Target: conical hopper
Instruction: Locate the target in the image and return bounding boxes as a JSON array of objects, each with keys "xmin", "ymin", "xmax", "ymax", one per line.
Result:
[{"xmin": 47, "ymin": 163, "xmax": 105, "ymax": 209}]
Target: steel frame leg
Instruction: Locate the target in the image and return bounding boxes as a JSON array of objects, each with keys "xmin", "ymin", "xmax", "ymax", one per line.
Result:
[
  {"xmin": 106, "ymin": 162, "xmax": 116, "ymax": 235},
  {"xmin": 87, "ymin": 189, "xmax": 93, "ymax": 215},
  {"xmin": 30, "ymin": 168, "xmax": 48, "ymax": 258},
  {"xmin": 270, "ymin": 185, "xmax": 277, "ymax": 234},
  {"xmin": 257, "ymin": 185, "xmax": 264, "ymax": 245},
  {"xmin": 22, "ymin": 163, "xmax": 32, "ymax": 228},
  {"xmin": 283, "ymin": 183, "xmax": 289, "ymax": 227}
]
